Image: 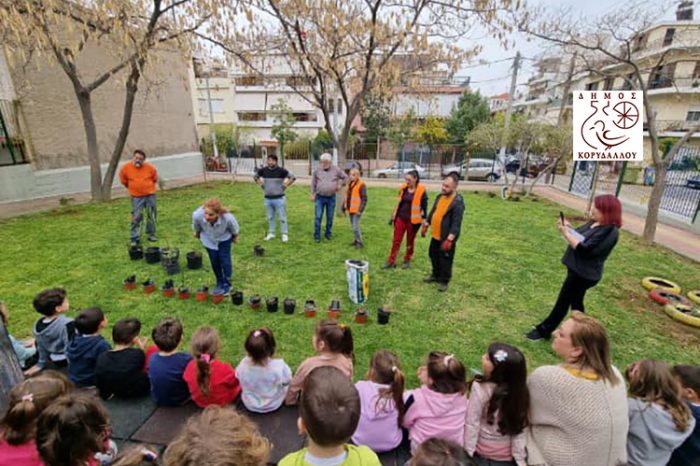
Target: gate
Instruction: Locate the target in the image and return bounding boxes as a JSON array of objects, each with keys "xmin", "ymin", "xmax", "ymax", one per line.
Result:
[{"xmin": 660, "ymin": 146, "xmax": 700, "ymax": 222}]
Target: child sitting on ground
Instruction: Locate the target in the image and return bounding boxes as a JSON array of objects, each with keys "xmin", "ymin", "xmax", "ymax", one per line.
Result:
[
  {"xmin": 403, "ymin": 352, "xmax": 469, "ymax": 452},
  {"xmin": 36, "ymin": 391, "xmax": 117, "ymax": 466},
  {"xmin": 411, "ymin": 438, "xmax": 476, "ymax": 466},
  {"xmin": 279, "ymin": 366, "xmax": 381, "ymax": 466},
  {"xmin": 626, "ymin": 359, "xmax": 695, "ymax": 466},
  {"xmin": 67, "ymin": 307, "xmax": 111, "ymax": 387},
  {"xmin": 163, "ymin": 406, "xmax": 270, "ymax": 466},
  {"xmin": 0, "ymin": 374, "xmax": 72, "ymax": 466},
  {"xmin": 669, "ymin": 364, "xmax": 700, "ymax": 466},
  {"xmin": 183, "ymin": 326, "xmax": 240, "ymax": 407},
  {"xmin": 285, "ymin": 320, "xmax": 354, "ymax": 405},
  {"xmin": 26, "ymin": 288, "xmax": 75, "ymax": 375},
  {"xmin": 236, "ymin": 327, "xmax": 292, "ymax": 413},
  {"xmin": 148, "ymin": 317, "xmax": 193, "ymax": 406},
  {"xmin": 464, "ymin": 343, "xmax": 529, "ymax": 466},
  {"xmin": 0, "ymin": 300, "xmax": 37, "ymax": 369},
  {"xmin": 96, "ymin": 318, "xmax": 150, "ymax": 399},
  {"xmin": 351, "ymin": 350, "xmax": 405, "ymax": 453}
]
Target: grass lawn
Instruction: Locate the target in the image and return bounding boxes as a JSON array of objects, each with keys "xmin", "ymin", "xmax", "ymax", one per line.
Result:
[{"xmin": 1, "ymin": 181, "xmax": 699, "ymax": 386}]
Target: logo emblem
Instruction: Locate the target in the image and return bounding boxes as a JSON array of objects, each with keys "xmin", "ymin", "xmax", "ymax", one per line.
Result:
[{"xmin": 573, "ymin": 91, "xmax": 643, "ymax": 161}]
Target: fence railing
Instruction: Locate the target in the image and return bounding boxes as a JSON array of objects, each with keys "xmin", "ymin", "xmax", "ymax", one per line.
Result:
[{"xmin": 0, "ymin": 100, "xmax": 28, "ymax": 167}]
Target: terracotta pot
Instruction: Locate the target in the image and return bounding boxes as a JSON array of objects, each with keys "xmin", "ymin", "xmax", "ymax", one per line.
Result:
[
  {"xmin": 212, "ymin": 293, "xmax": 224, "ymax": 304},
  {"xmin": 143, "ymin": 283, "xmax": 156, "ymax": 294},
  {"xmin": 354, "ymin": 313, "xmax": 368, "ymax": 324},
  {"xmin": 178, "ymin": 290, "xmax": 190, "ymax": 300},
  {"xmin": 304, "ymin": 300, "xmax": 317, "ymax": 318},
  {"xmin": 305, "ymin": 309, "xmax": 317, "ymax": 318},
  {"xmin": 124, "ymin": 281, "xmax": 137, "ymax": 291},
  {"xmin": 328, "ymin": 310, "xmax": 340, "ymax": 320},
  {"xmin": 249, "ymin": 295, "xmax": 262, "ymax": 310},
  {"xmin": 195, "ymin": 290, "xmax": 209, "ymax": 302},
  {"xmin": 162, "ymin": 288, "xmax": 175, "ymax": 298}
]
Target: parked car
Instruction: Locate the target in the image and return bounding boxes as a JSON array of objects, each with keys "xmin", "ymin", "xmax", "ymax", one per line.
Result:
[
  {"xmin": 687, "ymin": 175, "xmax": 700, "ymax": 189},
  {"xmin": 344, "ymin": 160, "xmax": 363, "ymax": 177},
  {"xmin": 374, "ymin": 161, "xmax": 425, "ymax": 178},
  {"xmin": 442, "ymin": 158, "xmax": 502, "ymax": 182}
]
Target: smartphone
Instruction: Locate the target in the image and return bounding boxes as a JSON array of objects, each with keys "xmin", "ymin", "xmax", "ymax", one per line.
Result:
[{"xmin": 559, "ymin": 211, "xmax": 565, "ymax": 224}]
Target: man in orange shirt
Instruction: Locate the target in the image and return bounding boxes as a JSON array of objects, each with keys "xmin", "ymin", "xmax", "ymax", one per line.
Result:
[{"xmin": 119, "ymin": 150, "xmax": 159, "ymax": 245}]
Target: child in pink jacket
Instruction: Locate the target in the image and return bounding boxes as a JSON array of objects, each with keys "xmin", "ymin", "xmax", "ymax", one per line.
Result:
[{"xmin": 403, "ymin": 351, "xmax": 469, "ymax": 451}]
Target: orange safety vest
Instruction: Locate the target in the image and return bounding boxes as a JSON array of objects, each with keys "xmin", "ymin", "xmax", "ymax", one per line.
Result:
[
  {"xmin": 392, "ymin": 183, "xmax": 425, "ymax": 224},
  {"xmin": 348, "ymin": 179, "xmax": 365, "ymax": 214}
]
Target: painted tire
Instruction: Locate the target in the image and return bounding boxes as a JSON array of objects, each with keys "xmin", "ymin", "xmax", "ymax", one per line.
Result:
[
  {"xmin": 688, "ymin": 290, "xmax": 700, "ymax": 305},
  {"xmin": 664, "ymin": 303, "xmax": 700, "ymax": 328},
  {"xmin": 641, "ymin": 277, "xmax": 682, "ymax": 293},
  {"xmin": 648, "ymin": 289, "xmax": 691, "ymax": 306}
]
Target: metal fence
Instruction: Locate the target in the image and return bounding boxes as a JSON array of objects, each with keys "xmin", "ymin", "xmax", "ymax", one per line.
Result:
[{"xmin": 0, "ymin": 100, "xmax": 28, "ymax": 166}]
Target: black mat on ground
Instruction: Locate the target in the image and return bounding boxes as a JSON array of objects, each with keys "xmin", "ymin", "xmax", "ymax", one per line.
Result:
[
  {"xmin": 102, "ymin": 397, "xmax": 157, "ymax": 440},
  {"xmin": 378, "ymin": 445, "xmax": 412, "ymax": 466},
  {"xmin": 242, "ymin": 405, "xmax": 306, "ymax": 464},
  {"xmin": 130, "ymin": 402, "xmax": 202, "ymax": 445}
]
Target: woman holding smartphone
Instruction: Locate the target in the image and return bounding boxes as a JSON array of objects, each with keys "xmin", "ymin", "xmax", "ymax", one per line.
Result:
[{"xmin": 526, "ymin": 194, "xmax": 622, "ymax": 341}]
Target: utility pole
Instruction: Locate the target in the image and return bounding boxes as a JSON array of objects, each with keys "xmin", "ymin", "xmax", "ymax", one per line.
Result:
[
  {"xmin": 557, "ymin": 52, "xmax": 577, "ymax": 126},
  {"xmin": 498, "ymin": 52, "xmax": 521, "ymax": 162},
  {"xmin": 205, "ymin": 72, "xmax": 219, "ymax": 160}
]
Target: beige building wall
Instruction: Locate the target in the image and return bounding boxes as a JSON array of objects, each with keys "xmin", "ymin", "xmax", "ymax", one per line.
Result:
[{"xmin": 9, "ymin": 43, "xmax": 198, "ymax": 170}]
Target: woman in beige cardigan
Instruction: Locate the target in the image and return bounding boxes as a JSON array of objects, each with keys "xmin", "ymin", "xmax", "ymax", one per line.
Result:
[{"xmin": 526, "ymin": 312, "xmax": 628, "ymax": 466}]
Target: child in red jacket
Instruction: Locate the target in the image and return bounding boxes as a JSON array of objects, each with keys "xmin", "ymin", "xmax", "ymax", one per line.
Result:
[{"xmin": 183, "ymin": 326, "xmax": 240, "ymax": 407}]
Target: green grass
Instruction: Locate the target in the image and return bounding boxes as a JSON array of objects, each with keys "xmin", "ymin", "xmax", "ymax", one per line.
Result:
[{"xmin": 1, "ymin": 181, "xmax": 699, "ymax": 386}]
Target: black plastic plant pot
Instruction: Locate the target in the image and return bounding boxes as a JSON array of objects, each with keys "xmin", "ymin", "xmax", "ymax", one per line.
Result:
[
  {"xmin": 162, "ymin": 279, "xmax": 175, "ymax": 290},
  {"xmin": 329, "ymin": 299, "xmax": 341, "ymax": 311},
  {"xmin": 163, "ymin": 260, "xmax": 180, "ymax": 275},
  {"xmin": 377, "ymin": 308, "xmax": 391, "ymax": 325},
  {"xmin": 144, "ymin": 247, "xmax": 161, "ymax": 264},
  {"xmin": 254, "ymin": 245, "xmax": 265, "ymax": 257},
  {"xmin": 267, "ymin": 297, "xmax": 279, "ymax": 313},
  {"xmin": 283, "ymin": 298, "xmax": 296, "ymax": 314},
  {"xmin": 128, "ymin": 245, "xmax": 144, "ymax": 260},
  {"xmin": 232, "ymin": 291, "xmax": 244, "ymax": 305},
  {"xmin": 186, "ymin": 251, "xmax": 203, "ymax": 270}
]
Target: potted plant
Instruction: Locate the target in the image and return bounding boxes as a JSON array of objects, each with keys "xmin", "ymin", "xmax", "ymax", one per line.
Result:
[
  {"xmin": 144, "ymin": 246, "xmax": 161, "ymax": 264},
  {"xmin": 304, "ymin": 299, "xmax": 317, "ymax": 318},
  {"xmin": 328, "ymin": 299, "xmax": 341, "ymax": 320},
  {"xmin": 123, "ymin": 275, "xmax": 137, "ymax": 291},
  {"xmin": 195, "ymin": 286, "xmax": 210, "ymax": 302},
  {"xmin": 161, "ymin": 247, "xmax": 180, "ymax": 275},
  {"xmin": 377, "ymin": 306, "xmax": 391, "ymax": 325},
  {"xmin": 253, "ymin": 244, "xmax": 265, "ymax": 257},
  {"xmin": 283, "ymin": 298, "xmax": 296, "ymax": 315},
  {"xmin": 162, "ymin": 279, "xmax": 175, "ymax": 298},
  {"xmin": 249, "ymin": 295, "xmax": 262, "ymax": 310},
  {"xmin": 178, "ymin": 286, "xmax": 190, "ymax": 300},
  {"xmin": 186, "ymin": 251, "xmax": 203, "ymax": 270},
  {"xmin": 128, "ymin": 244, "xmax": 143, "ymax": 261},
  {"xmin": 266, "ymin": 297, "xmax": 279, "ymax": 313},
  {"xmin": 231, "ymin": 291, "xmax": 244, "ymax": 306},
  {"xmin": 354, "ymin": 307, "xmax": 368, "ymax": 324},
  {"xmin": 212, "ymin": 290, "xmax": 225, "ymax": 304},
  {"xmin": 143, "ymin": 279, "xmax": 156, "ymax": 294}
]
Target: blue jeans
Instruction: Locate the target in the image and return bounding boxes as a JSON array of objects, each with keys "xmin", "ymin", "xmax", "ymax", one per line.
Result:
[
  {"xmin": 264, "ymin": 197, "xmax": 288, "ymax": 235},
  {"xmin": 314, "ymin": 195, "xmax": 336, "ymax": 239},
  {"xmin": 130, "ymin": 194, "xmax": 156, "ymax": 242},
  {"xmin": 205, "ymin": 238, "xmax": 232, "ymax": 290}
]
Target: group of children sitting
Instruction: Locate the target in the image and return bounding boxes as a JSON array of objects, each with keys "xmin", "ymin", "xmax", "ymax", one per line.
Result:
[{"xmin": 1, "ymin": 288, "xmax": 699, "ymax": 466}]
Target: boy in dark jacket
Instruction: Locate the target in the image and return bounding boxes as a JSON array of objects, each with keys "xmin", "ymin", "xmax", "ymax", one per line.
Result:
[
  {"xmin": 669, "ymin": 365, "xmax": 700, "ymax": 466},
  {"xmin": 26, "ymin": 288, "xmax": 75, "ymax": 375},
  {"xmin": 67, "ymin": 307, "xmax": 111, "ymax": 387},
  {"xmin": 96, "ymin": 318, "xmax": 150, "ymax": 399},
  {"xmin": 147, "ymin": 317, "xmax": 192, "ymax": 406}
]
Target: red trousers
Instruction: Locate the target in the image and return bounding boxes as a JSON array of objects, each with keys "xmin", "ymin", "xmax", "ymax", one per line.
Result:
[{"xmin": 388, "ymin": 217, "xmax": 420, "ymax": 265}]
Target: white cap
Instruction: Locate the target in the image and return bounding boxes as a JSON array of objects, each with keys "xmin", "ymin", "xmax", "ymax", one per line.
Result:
[{"xmin": 320, "ymin": 153, "xmax": 332, "ymax": 162}]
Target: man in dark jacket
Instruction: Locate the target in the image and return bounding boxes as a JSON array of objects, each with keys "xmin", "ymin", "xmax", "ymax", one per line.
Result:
[
  {"xmin": 254, "ymin": 154, "xmax": 295, "ymax": 243},
  {"xmin": 421, "ymin": 173, "xmax": 465, "ymax": 292}
]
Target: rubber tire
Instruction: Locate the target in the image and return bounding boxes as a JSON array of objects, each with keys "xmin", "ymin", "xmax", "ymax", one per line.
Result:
[
  {"xmin": 688, "ymin": 290, "xmax": 700, "ymax": 305},
  {"xmin": 641, "ymin": 276, "xmax": 682, "ymax": 293},
  {"xmin": 648, "ymin": 289, "xmax": 691, "ymax": 306},
  {"xmin": 664, "ymin": 303, "xmax": 700, "ymax": 328}
]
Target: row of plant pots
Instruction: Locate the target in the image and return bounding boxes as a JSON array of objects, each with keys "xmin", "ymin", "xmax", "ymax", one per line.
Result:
[
  {"xmin": 128, "ymin": 245, "xmax": 203, "ymax": 273},
  {"xmin": 123, "ymin": 275, "xmax": 391, "ymax": 324}
]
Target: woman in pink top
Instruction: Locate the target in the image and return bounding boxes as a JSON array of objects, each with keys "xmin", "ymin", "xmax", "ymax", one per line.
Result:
[
  {"xmin": 464, "ymin": 343, "xmax": 529, "ymax": 466},
  {"xmin": 285, "ymin": 319, "xmax": 354, "ymax": 405},
  {"xmin": 0, "ymin": 375, "xmax": 71, "ymax": 466},
  {"xmin": 403, "ymin": 351, "xmax": 469, "ymax": 451}
]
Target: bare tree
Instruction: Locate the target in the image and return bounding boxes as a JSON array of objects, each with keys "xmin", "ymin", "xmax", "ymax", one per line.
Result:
[
  {"xmin": 1, "ymin": 0, "xmax": 217, "ymax": 201},
  {"xmin": 518, "ymin": 1, "xmax": 700, "ymax": 243}
]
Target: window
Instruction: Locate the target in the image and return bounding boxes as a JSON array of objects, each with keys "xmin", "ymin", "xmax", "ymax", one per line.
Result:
[
  {"xmin": 286, "ymin": 76, "xmax": 316, "ymax": 87},
  {"xmin": 633, "ymin": 33, "xmax": 647, "ymax": 52},
  {"xmin": 237, "ymin": 112, "xmax": 266, "ymax": 121},
  {"xmin": 649, "ymin": 63, "xmax": 676, "ymax": 89},
  {"xmin": 293, "ymin": 112, "xmax": 317, "ymax": 122},
  {"xmin": 686, "ymin": 110, "xmax": 700, "ymax": 121},
  {"xmin": 603, "ymin": 77, "xmax": 614, "ymax": 90},
  {"xmin": 0, "ymin": 100, "xmax": 29, "ymax": 166},
  {"xmin": 328, "ymin": 98, "xmax": 343, "ymax": 114},
  {"xmin": 198, "ymin": 98, "xmax": 224, "ymax": 115},
  {"xmin": 663, "ymin": 28, "xmax": 675, "ymax": 47},
  {"xmin": 235, "ymin": 75, "xmax": 264, "ymax": 86},
  {"xmin": 693, "ymin": 62, "xmax": 700, "ymax": 80},
  {"xmin": 586, "ymin": 81, "xmax": 599, "ymax": 91}
]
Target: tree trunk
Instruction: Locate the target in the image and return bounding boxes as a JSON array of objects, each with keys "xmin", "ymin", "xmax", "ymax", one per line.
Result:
[
  {"xmin": 526, "ymin": 156, "xmax": 561, "ymax": 196},
  {"xmin": 586, "ymin": 162, "xmax": 601, "ymax": 216},
  {"xmin": 75, "ymin": 90, "xmax": 103, "ymax": 201},
  {"xmin": 0, "ymin": 319, "xmax": 24, "ymax": 414},
  {"xmin": 643, "ymin": 162, "xmax": 667, "ymax": 245},
  {"xmin": 336, "ymin": 139, "xmax": 348, "ymax": 215}
]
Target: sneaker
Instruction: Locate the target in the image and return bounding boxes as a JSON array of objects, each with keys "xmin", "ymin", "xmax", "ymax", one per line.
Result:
[
  {"xmin": 264, "ymin": 233, "xmax": 275, "ymax": 241},
  {"xmin": 130, "ymin": 240, "xmax": 140, "ymax": 247},
  {"xmin": 212, "ymin": 286, "xmax": 224, "ymax": 296},
  {"xmin": 423, "ymin": 275, "xmax": 437, "ymax": 283},
  {"xmin": 325, "ymin": 233, "xmax": 333, "ymax": 241},
  {"xmin": 355, "ymin": 242, "xmax": 363, "ymax": 249},
  {"xmin": 314, "ymin": 237, "xmax": 321, "ymax": 243},
  {"xmin": 349, "ymin": 241, "xmax": 358, "ymax": 247},
  {"xmin": 148, "ymin": 235, "xmax": 157, "ymax": 242},
  {"xmin": 282, "ymin": 234, "xmax": 288, "ymax": 243},
  {"xmin": 221, "ymin": 285, "xmax": 231, "ymax": 296},
  {"xmin": 525, "ymin": 327, "xmax": 548, "ymax": 341},
  {"xmin": 381, "ymin": 262, "xmax": 396, "ymax": 270},
  {"xmin": 438, "ymin": 283, "xmax": 449, "ymax": 292},
  {"xmin": 401, "ymin": 261, "xmax": 411, "ymax": 269}
]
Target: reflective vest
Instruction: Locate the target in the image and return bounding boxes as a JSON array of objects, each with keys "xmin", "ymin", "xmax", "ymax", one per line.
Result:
[
  {"xmin": 348, "ymin": 179, "xmax": 365, "ymax": 214},
  {"xmin": 392, "ymin": 183, "xmax": 425, "ymax": 224}
]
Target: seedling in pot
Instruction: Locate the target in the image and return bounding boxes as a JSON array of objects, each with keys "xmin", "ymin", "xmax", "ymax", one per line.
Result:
[
  {"xmin": 143, "ymin": 279, "xmax": 156, "ymax": 294},
  {"xmin": 283, "ymin": 298, "xmax": 296, "ymax": 314},
  {"xmin": 354, "ymin": 307, "xmax": 368, "ymax": 324},
  {"xmin": 195, "ymin": 286, "xmax": 210, "ymax": 302},
  {"xmin": 377, "ymin": 306, "xmax": 392, "ymax": 325},
  {"xmin": 304, "ymin": 299, "xmax": 317, "ymax": 318},
  {"xmin": 249, "ymin": 295, "xmax": 262, "ymax": 310},
  {"xmin": 123, "ymin": 275, "xmax": 137, "ymax": 291},
  {"xmin": 178, "ymin": 286, "xmax": 190, "ymax": 300},
  {"xmin": 162, "ymin": 279, "xmax": 175, "ymax": 298}
]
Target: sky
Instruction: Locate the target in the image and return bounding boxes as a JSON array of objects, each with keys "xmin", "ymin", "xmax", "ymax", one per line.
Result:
[{"xmin": 466, "ymin": 0, "xmax": 687, "ymax": 97}]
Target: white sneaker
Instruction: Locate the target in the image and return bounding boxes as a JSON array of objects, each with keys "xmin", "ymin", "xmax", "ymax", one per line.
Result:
[
  {"xmin": 264, "ymin": 233, "xmax": 275, "ymax": 241},
  {"xmin": 282, "ymin": 234, "xmax": 288, "ymax": 243}
]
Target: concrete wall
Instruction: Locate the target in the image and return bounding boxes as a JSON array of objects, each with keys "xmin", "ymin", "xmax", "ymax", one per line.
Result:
[
  {"xmin": 8, "ymin": 43, "xmax": 199, "ymax": 170},
  {"xmin": 0, "ymin": 152, "xmax": 202, "ymax": 203}
]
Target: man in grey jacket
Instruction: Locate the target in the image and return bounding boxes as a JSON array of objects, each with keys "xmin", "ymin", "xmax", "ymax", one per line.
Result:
[
  {"xmin": 311, "ymin": 153, "xmax": 347, "ymax": 242},
  {"xmin": 254, "ymin": 154, "xmax": 295, "ymax": 242}
]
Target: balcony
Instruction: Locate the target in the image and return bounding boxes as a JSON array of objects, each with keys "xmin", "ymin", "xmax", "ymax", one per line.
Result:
[{"xmin": 643, "ymin": 119, "xmax": 700, "ymax": 135}]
